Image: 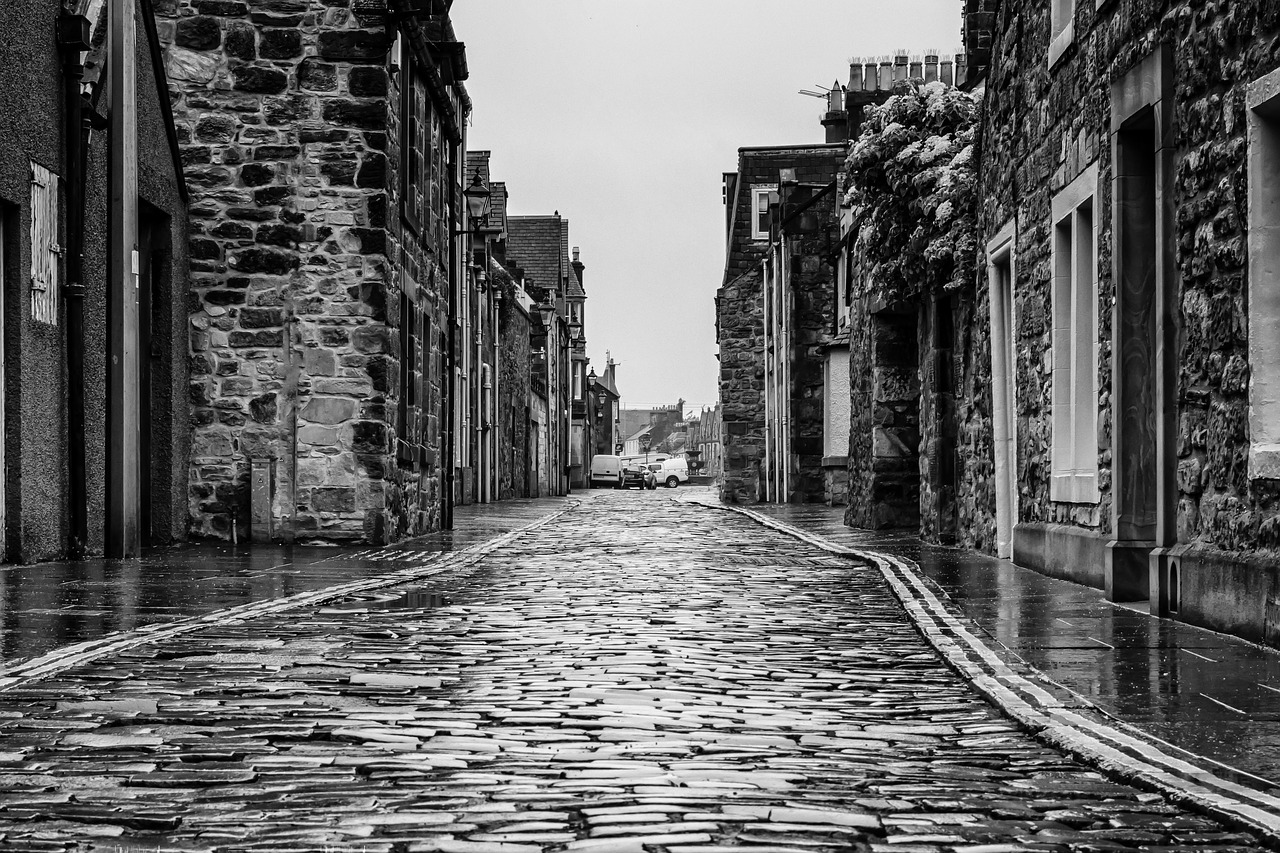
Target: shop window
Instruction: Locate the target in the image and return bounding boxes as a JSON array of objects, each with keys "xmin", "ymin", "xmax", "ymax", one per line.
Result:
[
  {"xmin": 1247, "ymin": 68, "xmax": 1280, "ymax": 478},
  {"xmin": 1050, "ymin": 164, "xmax": 1099, "ymax": 503}
]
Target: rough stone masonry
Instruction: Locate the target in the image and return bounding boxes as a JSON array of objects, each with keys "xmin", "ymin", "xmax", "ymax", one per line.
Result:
[{"xmin": 160, "ymin": 0, "xmax": 456, "ymax": 543}]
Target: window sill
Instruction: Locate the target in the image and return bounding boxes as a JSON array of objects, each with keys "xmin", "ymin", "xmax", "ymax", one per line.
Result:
[
  {"xmin": 1047, "ymin": 20, "xmax": 1075, "ymax": 71},
  {"xmin": 1249, "ymin": 447, "xmax": 1280, "ymax": 481},
  {"xmin": 1050, "ymin": 469, "xmax": 1099, "ymax": 504}
]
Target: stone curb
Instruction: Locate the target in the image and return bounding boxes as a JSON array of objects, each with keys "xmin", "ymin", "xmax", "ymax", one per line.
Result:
[
  {"xmin": 691, "ymin": 497, "xmax": 1280, "ymax": 849},
  {"xmin": 0, "ymin": 502, "xmax": 579, "ymax": 693}
]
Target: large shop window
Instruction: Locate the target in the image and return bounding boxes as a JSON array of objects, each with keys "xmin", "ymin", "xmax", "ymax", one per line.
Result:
[
  {"xmin": 1247, "ymin": 68, "xmax": 1280, "ymax": 478},
  {"xmin": 1050, "ymin": 164, "xmax": 1099, "ymax": 503}
]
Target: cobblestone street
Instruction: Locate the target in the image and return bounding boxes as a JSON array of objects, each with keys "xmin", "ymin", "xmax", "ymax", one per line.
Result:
[{"xmin": 0, "ymin": 491, "xmax": 1265, "ymax": 852}]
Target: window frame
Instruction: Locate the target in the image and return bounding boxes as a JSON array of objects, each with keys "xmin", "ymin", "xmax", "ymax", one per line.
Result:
[
  {"xmin": 1247, "ymin": 67, "xmax": 1280, "ymax": 479},
  {"xmin": 1048, "ymin": 0, "xmax": 1076, "ymax": 69},
  {"xmin": 1049, "ymin": 163, "xmax": 1100, "ymax": 504},
  {"xmin": 750, "ymin": 184, "xmax": 777, "ymax": 241}
]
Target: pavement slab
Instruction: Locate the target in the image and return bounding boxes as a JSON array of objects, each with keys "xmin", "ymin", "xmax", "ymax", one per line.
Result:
[{"xmin": 0, "ymin": 490, "xmax": 1271, "ymax": 851}]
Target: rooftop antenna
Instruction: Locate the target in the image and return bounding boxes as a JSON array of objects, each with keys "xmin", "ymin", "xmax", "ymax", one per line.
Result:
[{"xmin": 799, "ymin": 81, "xmax": 835, "ymax": 99}]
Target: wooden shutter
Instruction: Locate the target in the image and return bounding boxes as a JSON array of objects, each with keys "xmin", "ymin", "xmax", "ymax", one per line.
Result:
[{"xmin": 29, "ymin": 162, "xmax": 60, "ymax": 325}]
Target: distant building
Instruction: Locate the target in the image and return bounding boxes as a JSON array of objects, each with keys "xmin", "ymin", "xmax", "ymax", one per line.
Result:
[
  {"xmin": 716, "ymin": 145, "xmax": 845, "ymax": 504},
  {"xmin": 589, "ymin": 356, "xmax": 622, "ymax": 458},
  {"xmin": 506, "ymin": 214, "xmax": 580, "ymax": 497}
]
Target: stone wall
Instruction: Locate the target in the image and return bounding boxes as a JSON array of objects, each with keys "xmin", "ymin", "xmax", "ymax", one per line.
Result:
[
  {"xmin": 497, "ymin": 288, "xmax": 531, "ymax": 500},
  {"xmin": 783, "ymin": 183, "xmax": 841, "ymax": 503},
  {"xmin": 976, "ymin": 0, "xmax": 1280, "ymax": 641},
  {"xmin": 717, "ymin": 146, "xmax": 845, "ymax": 505},
  {"xmin": 846, "ymin": 303, "xmax": 921, "ymax": 529},
  {"xmin": 160, "ymin": 1, "xmax": 453, "ymax": 542},
  {"xmin": 980, "ymin": 0, "xmax": 1280, "ymax": 554},
  {"xmin": 717, "ymin": 265, "xmax": 764, "ymax": 504}
]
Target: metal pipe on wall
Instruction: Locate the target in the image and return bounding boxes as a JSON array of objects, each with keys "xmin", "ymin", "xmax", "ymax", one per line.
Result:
[{"xmin": 58, "ymin": 11, "xmax": 91, "ymax": 557}]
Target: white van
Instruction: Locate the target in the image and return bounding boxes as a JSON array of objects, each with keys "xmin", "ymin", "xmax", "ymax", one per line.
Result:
[
  {"xmin": 650, "ymin": 457, "xmax": 689, "ymax": 488},
  {"xmin": 589, "ymin": 454, "xmax": 623, "ymax": 488}
]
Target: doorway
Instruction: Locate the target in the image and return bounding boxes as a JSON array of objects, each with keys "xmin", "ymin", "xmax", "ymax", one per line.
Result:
[
  {"xmin": 137, "ymin": 203, "xmax": 173, "ymax": 548},
  {"xmin": 1109, "ymin": 48, "xmax": 1177, "ymax": 606}
]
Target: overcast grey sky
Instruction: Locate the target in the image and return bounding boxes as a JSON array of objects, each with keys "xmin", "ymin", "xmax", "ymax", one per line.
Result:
[{"xmin": 451, "ymin": 1, "xmax": 964, "ymax": 412}]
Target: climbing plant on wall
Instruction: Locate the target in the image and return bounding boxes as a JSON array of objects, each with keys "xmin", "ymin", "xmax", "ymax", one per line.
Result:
[{"xmin": 844, "ymin": 80, "xmax": 980, "ymax": 305}]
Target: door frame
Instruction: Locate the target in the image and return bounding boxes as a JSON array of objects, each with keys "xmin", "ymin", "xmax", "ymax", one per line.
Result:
[
  {"xmin": 987, "ymin": 219, "xmax": 1018, "ymax": 559},
  {"xmin": 1108, "ymin": 46, "xmax": 1178, "ymax": 608}
]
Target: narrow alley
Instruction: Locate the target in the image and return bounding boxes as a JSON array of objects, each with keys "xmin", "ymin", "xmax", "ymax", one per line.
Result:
[{"xmin": 0, "ymin": 491, "xmax": 1269, "ymax": 852}]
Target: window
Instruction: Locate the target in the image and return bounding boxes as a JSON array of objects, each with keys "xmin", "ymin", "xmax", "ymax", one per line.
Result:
[
  {"xmin": 397, "ymin": 272, "xmax": 426, "ymax": 464},
  {"xmin": 29, "ymin": 161, "xmax": 59, "ymax": 325},
  {"xmin": 400, "ymin": 48, "xmax": 447, "ymax": 239},
  {"xmin": 1050, "ymin": 164, "xmax": 1099, "ymax": 503},
  {"xmin": 1049, "ymin": 0, "xmax": 1075, "ymax": 68},
  {"xmin": 1247, "ymin": 67, "xmax": 1280, "ymax": 478},
  {"xmin": 751, "ymin": 185, "xmax": 777, "ymax": 241}
]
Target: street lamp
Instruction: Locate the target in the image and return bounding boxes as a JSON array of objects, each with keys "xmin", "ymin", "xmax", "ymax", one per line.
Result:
[
  {"xmin": 536, "ymin": 301, "xmax": 556, "ymax": 328},
  {"xmin": 462, "ymin": 169, "xmax": 491, "ymax": 230},
  {"xmin": 568, "ymin": 321, "xmax": 582, "ymax": 342}
]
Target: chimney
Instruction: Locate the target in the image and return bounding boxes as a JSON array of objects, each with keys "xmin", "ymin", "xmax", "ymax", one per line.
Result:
[
  {"xmin": 893, "ymin": 52, "xmax": 909, "ymax": 84},
  {"xmin": 909, "ymin": 55, "xmax": 923, "ymax": 80},
  {"xmin": 571, "ymin": 246, "xmax": 585, "ymax": 292},
  {"xmin": 821, "ymin": 81, "xmax": 849, "ymax": 143},
  {"xmin": 878, "ymin": 57, "xmax": 893, "ymax": 91},
  {"xmin": 925, "ymin": 53, "xmax": 940, "ymax": 83}
]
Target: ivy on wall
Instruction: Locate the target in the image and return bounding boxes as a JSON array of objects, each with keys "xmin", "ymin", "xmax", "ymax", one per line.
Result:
[{"xmin": 844, "ymin": 81, "xmax": 981, "ymax": 305}]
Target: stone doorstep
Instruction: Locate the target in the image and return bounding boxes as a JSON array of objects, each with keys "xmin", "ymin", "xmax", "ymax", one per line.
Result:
[{"xmin": 696, "ymin": 498, "xmax": 1280, "ymax": 849}]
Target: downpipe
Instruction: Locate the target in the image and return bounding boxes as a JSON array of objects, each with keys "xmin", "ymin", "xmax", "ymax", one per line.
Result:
[{"xmin": 59, "ymin": 12, "xmax": 91, "ymax": 558}]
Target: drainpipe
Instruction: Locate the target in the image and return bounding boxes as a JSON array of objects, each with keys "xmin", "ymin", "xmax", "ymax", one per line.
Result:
[{"xmin": 59, "ymin": 12, "xmax": 91, "ymax": 557}]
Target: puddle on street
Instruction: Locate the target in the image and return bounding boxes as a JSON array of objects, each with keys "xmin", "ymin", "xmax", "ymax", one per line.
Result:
[{"xmin": 320, "ymin": 589, "xmax": 452, "ymax": 613}]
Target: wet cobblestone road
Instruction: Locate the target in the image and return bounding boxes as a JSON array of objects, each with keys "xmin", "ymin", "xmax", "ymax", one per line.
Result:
[{"xmin": 0, "ymin": 492, "xmax": 1264, "ymax": 852}]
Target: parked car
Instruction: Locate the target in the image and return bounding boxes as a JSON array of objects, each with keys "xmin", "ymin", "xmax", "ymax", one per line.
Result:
[
  {"xmin": 653, "ymin": 457, "xmax": 689, "ymax": 488},
  {"xmin": 620, "ymin": 463, "xmax": 649, "ymax": 489},
  {"xmin": 590, "ymin": 454, "xmax": 624, "ymax": 488}
]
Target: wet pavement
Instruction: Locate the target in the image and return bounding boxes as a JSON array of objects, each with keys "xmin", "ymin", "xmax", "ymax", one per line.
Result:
[
  {"xmin": 732, "ymin": 500, "xmax": 1280, "ymax": 793},
  {"xmin": 0, "ymin": 489, "xmax": 1269, "ymax": 851},
  {"xmin": 0, "ymin": 497, "xmax": 571, "ymax": 667}
]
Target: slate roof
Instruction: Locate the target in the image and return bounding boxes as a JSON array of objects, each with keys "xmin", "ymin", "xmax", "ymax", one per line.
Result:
[
  {"xmin": 464, "ymin": 151, "xmax": 506, "ymax": 232},
  {"xmin": 507, "ymin": 215, "xmax": 566, "ymax": 298},
  {"xmin": 591, "ymin": 362, "xmax": 619, "ymax": 398}
]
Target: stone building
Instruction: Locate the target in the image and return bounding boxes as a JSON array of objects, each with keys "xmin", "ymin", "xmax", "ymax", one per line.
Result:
[
  {"xmin": 968, "ymin": 0, "xmax": 1280, "ymax": 644},
  {"xmin": 0, "ymin": 0, "xmax": 190, "ymax": 561},
  {"xmin": 160, "ymin": 0, "xmax": 470, "ymax": 543},
  {"xmin": 458, "ymin": 150, "xmax": 505, "ymax": 507},
  {"xmin": 716, "ymin": 145, "xmax": 845, "ymax": 504},
  {"xmin": 588, "ymin": 356, "xmax": 621, "ymax": 458},
  {"xmin": 505, "ymin": 214, "xmax": 578, "ymax": 497}
]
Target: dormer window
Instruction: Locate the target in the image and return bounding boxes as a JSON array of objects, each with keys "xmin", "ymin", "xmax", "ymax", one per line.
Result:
[{"xmin": 751, "ymin": 185, "xmax": 777, "ymax": 241}]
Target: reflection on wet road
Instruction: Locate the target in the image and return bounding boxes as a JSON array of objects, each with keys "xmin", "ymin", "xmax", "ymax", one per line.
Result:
[
  {"xmin": 743, "ymin": 502, "xmax": 1280, "ymax": 791},
  {"xmin": 0, "ymin": 498, "xmax": 570, "ymax": 666}
]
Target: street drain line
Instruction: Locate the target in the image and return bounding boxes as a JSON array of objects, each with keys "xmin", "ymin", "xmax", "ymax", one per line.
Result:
[
  {"xmin": 692, "ymin": 498, "xmax": 1280, "ymax": 849},
  {"xmin": 0, "ymin": 502, "xmax": 580, "ymax": 693}
]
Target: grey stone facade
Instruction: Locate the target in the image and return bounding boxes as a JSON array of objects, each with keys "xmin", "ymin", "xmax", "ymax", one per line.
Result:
[
  {"xmin": 716, "ymin": 145, "xmax": 844, "ymax": 504},
  {"xmin": 160, "ymin": 1, "xmax": 466, "ymax": 543},
  {"xmin": 971, "ymin": 0, "xmax": 1280, "ymax": 644}
]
